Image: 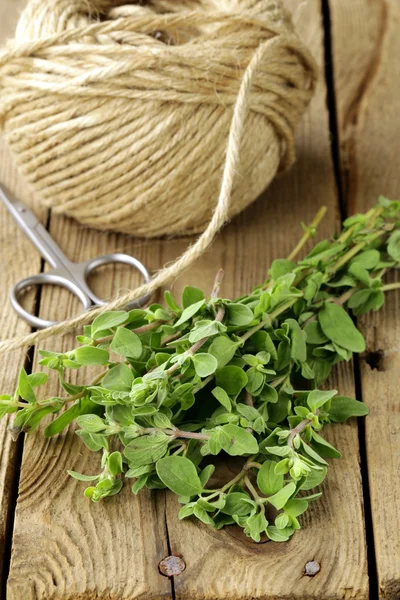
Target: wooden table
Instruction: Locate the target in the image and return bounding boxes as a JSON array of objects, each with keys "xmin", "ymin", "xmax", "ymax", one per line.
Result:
[{"xmin": 0, "ymin": 1, "xmax": 399, "ymax": 599}]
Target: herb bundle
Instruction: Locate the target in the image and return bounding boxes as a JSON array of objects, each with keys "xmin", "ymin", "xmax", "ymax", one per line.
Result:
[{"xmin": 1, "ymin": 198, "xmax": 400, "ymax": 543}]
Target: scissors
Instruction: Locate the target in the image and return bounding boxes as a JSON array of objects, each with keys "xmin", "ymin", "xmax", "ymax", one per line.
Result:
[{"xmin": 0, "ymin": 184, "xmax": 152, "ymax": 329}]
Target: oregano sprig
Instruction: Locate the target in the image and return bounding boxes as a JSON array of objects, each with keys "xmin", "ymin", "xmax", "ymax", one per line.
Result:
[{"xmin": 1, "ymin": 196, "xmax": 400, "ymax": 543}]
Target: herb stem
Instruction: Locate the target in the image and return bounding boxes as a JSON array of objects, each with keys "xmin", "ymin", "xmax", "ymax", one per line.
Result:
[
  {"xmin": 382, "ymin": 282, "xmax": 400, "ymax": 292},
  {"xmin": 287, "ymin": 206, "xmax": 328, "ymax": 262}
]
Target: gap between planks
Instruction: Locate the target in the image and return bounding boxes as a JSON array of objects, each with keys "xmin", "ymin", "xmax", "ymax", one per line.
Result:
[{"xmin": 329, "ymin": 1, "xmax": 400, "ymax": 598}]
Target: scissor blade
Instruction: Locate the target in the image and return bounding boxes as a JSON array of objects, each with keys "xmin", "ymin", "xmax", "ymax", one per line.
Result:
[
  {"xmin": 0, "ymin": 184, "xmax": 41, "ymax": 229},
  {"xmin": 0, "ymin": 183, "xmax": 70, "ymax": 270}
]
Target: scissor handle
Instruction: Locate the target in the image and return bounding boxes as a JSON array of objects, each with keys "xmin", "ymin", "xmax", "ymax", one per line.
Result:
[
  {"xmin": 81, "ymin": 253, "xmax": 152, "ymax": 309},
  {"xmin": 10, "ymin": 273, "xmax": 93, "ymax": 330}
]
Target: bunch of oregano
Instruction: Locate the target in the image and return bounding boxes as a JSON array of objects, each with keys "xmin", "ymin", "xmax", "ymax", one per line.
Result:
[{"xmin": 1, "ymin": 197, "xmax": 400, "ymax": 543}]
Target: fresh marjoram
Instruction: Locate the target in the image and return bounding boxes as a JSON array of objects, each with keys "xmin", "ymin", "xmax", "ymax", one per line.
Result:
[{"xmin": 2, "ymin": 198, "xmax": 400, "ymax": 543}]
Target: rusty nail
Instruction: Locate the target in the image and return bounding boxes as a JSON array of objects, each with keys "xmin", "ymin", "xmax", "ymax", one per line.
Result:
[
  {"xmin": 159, "ymin": 555, "xmax": 186, "ymax": 577},
  {"xmin": 304, "ymin": 560, "xmax": 320, "ymax": 576}
]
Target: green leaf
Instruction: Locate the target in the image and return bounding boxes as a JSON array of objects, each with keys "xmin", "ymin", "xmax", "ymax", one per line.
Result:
[
  {"xmin": 319, "ymin": 303, "xmax": 365, "ymax": 352},
  {"xmin": 226, "ymin": 303, "xmax": 254, "ymax": 326},
  {"xmin": 193, "ymin": 505, "xmax": 215, "ymax": 525},
  {"xmin": 307, "ymin": 389, "xmax": 337, "ymax": 412},
  {"xmin": 266, "ymin": 526, "xmax": 294, "ymax": 542},
  {"xmin": 124, "ymin": 433, "xmax": 169, "ymax": 466},
  {"xmin": 164, "ymin": 291, "xmax": 180, "ymax": 312},
  {"xmin": 91, "ymin": 311, "xmax": 129, "ymax": 339},
  {"xmin": 192, "ymin": 353, "xmax": 218, "ymax": 378},
  {"xmin": 350, "ymin": 249, "xmax": 380, "ymax": 270},
  {"xmin": 220, "ymin": 424, "xmax": 259, "ymax": 456},
  {"xmin": 102, "ymin": 363, "xmax": 134, "ymax": 392},
  {"xmin": 311, "ymin": 431, "xmax": 341, "ymax": 458},
  {"xmin": 304, "ymin": 321, "xmax": 329, "ymax": 345},
  {"xmin": 74, "ymin": 346, "xmax": 109, "ymax": 366},
  {"xmin": 286, "ymin": 318, "xmax": 307, "ymax": 362},
  {"xmin": 182, "ymin": 286, "xmax": 205, "ymax": 308},
  {"xmin": 328, "ymin": 396, "xmax": 369, "ymax": 422},
  {"xmin": 221, "ymin": 492, "xmax": 253, "ymax": 516},
  {"xmin": 156, "ymin": 456, "xmax": 203, "ymax": 496},
  {"xmin": 110, "ymin": 327, "xmax": 142, "ymax": 359},
  {"xmin": 284, "ymin": 498, "xmax": 308, "ymax": 517},
  {"xmin": 387, "ymin": 230, "xmax": 400, "ymax": 261},
  {"xmin": 199, "ymin": 464, "xmax": 215, "ymax": 488},
  {"xmin": 18, "ymin": 368, "xmax": 36, "ymax": 403},
  {"xmin": 67, "ymin": 471, "xmax": 100, "ymax": 482},
  {"xmin": 269, "ymin": 259, "xmax": 296, "ymax": 281},
  {"xmin": 76, "ymin": 430, "xmax": 108, "ymax": 452},
  {"xmin": 267, "ymin": 482, "xmax": 296, "ymax": 510},
  {"xmin": 301, "ymin": 466, "xmax": 327, "ymax": 490},
  {"xmin": 27, "ymin": 372, "xmax": 48, "ymax": 388},
  {"xmin": 174, "ymin": 299, "xmax": 205, "ymax": 327},
  {"xmin": 257, "ymin": 460, "xmax": 284, "ymax": 496},
  {"xmin": 208, "ymin": 336, "xmax": 240, "ymax": 369},
  {"xmin": 77, "ymin": 414, "xmax": 106, "ymax": 433},
  {"xmin": 215, "ymin": 366, "xmax": 248, "ymax": 395},
  {"xmin": 188, "ymin": 320, "xmax": 226, "ymax": 343},
  {"xmin": 107, "ymin": 451, "xmax": 124, "ymax": 476},
  {"xmin": 212, "ymin": 387, "xmax": 232, "ymax": 412},
  {"xmin": 44, "ymin": 397, "xmax": 101, "ymax": 437}
]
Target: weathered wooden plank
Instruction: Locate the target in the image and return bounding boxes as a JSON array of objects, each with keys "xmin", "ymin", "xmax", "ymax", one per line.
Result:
[
  {"xmin": 0, "ymin": 2, "xmax": 43, "ymax": 595},
  {"xmin": 329, "ymin": 1, "xmax": 400, "ymax": 598},
  {"xmin": 3, "ymin": 0, "xmax": 370, "ymax": 598},
  {"xmin": 6, "ymin": 214, "xmax": 172, "ymax": 599},
  {"xmin": 160, "ymin": 1, "xmax": 369, "ymax": 598}
]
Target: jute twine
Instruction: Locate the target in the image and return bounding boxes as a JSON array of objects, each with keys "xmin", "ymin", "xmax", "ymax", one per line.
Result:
[{"xmin": 0, "ymin": 0, "xmax": 317, "ymax": 353}]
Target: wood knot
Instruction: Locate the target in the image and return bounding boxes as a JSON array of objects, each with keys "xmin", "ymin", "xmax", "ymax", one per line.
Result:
[
  {"xmin": 304, "ymin": 560, "xmax": 320, "ymax": 576},
  {"xmin": 365, "ymin": 349, "xmax": 385, "ymax": 371},
  {"xmin": 159, "ymin": 554, "xmax": 186, "ymax": 577}
]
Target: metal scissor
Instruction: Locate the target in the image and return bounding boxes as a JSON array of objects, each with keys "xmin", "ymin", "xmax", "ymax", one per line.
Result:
[{"xmin": 0, "ymin": 184, "xmax": 152, "ymax": 329}]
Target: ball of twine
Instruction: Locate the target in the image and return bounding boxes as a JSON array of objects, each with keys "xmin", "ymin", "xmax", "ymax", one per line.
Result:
[{"xmin": 0, "ymin": 0, "xmax": 318, "ymax": 353}]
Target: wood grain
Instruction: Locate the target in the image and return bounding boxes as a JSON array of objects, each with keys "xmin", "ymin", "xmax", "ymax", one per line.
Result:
[
  {"xmin": 0, "ymin": 2, "xmax": 43, "ymax": 595},
  {"xmin": 6, "ymin": 217, "xmax": 172, "ymax": 600},
  {"xmin": 330, "ymin": 1, "xmax": 400, "ymax": 597},
  {"xmin": 161, "ymin": 1, "xmax": 369, "ymax": 598}
]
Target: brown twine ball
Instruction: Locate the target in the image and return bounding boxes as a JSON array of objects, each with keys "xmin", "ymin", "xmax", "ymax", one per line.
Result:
[{"xmin": 0, "ymin": 0, "xmax": 317, "ymax": 238}]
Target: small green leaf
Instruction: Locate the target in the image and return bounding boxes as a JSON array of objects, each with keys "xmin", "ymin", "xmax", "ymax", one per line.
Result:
[
  {"xmin": 267, "ymin": 482, "xmax": 296, "ymax": 510},
  {"xmin": 307, "ymin": 389, "xmax": 337, "ymax": 412},
  {"xmin": 108, "ymin": 451, "xmax": 124, "ymax": 476},
  {"xmin": 208, "ymin": 336, "xmax": 240, "ymax": 368},
  {"xmin": 328, "ymin": 396, "xmax": 369, "ymax": 422},
  {"xmin": 156, "ymin": 456, "xmax": 203, "ymax": 496},
  {"xmin": 77, "ymin": 414, "xmax": 106, "ymax": 433},
  {"xmin": 257, "ymin": 460, "xmax": 284, "ymax": 496},
  {"xmin": 212, "ymin": 387, "xmax": 232, "ymax": 412},
  {"xmin": 221, "ymin": 492, "xmax": 253, "ymax": 516},
  {"xmin": 102, "ymin": 363, "xmax": 134, "ymax": 392},
  {"xmin": 91, "ymin": 311, "xmax": 129, "ymax": 339},
  {"xmin": 124, "ymin": 433, "xmax": 169, "ymax": 466},
  {"xmin": 269, "ymin": 259, "xmax": 296, "ymax": 281},
  {"xmin": 220, "ymin": 424, "xmax": 259, "ymax": 456},
  {"xmin": 192, "ymin": 353, "xmax": 218, "ymax": 378},
  {"xmin": 226, "ymin": 303, "xmax": 254, "ymax": 326},
  {"xmin": 216, "ymin": 366, "xmax": 248, "ymax": 395},
  {"xmin": 174, "ymin": 299, "xmax": 205, "ymax": 327},
  {"xmin": 68, "ymin": 470, "xmax": 100, "ymax": 482},
  {"xmin": 74, "ymin": 346, "xmax": 109, "ymax": 366},
  {"xmin": 110, "ymin": 327, "xmax": 142, "ymax": 359},
  {"xmin": 18, "ymin": 368, "xmax": 36, "ymax": 403},
  {"xmin": 387, "ymin": 230, "xmax": 400, "ymax": 261},
  {"xmin": 319, "ymin": 303, "xmax": 365, "ymax": 352},
  {"xmin": 182, "ymin": 286, "xmax": 205, "ymax": 308}
]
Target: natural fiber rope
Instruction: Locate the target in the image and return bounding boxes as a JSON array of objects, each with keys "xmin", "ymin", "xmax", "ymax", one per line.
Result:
[{"xmin": 0, "ymin": 0, "xmax": 317, "ymax": 353}]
